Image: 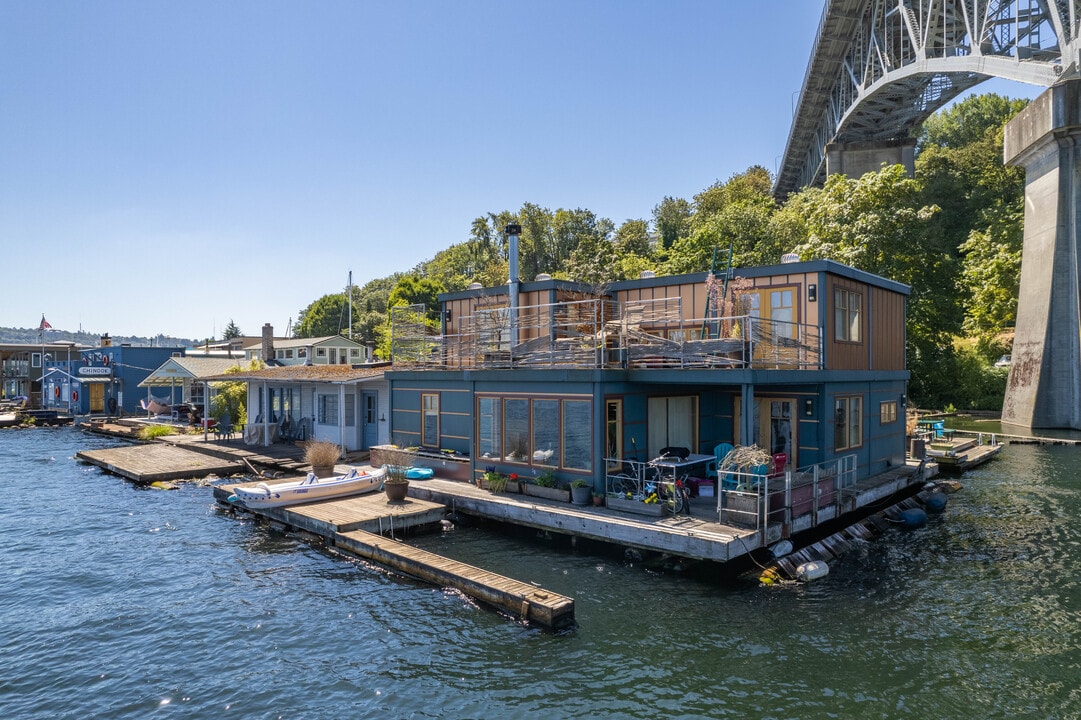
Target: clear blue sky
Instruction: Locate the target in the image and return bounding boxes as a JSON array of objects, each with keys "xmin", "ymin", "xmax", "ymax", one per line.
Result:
[{"xmin": 0, "ymin": 1, "xmax": 1039, "ymax": 342}]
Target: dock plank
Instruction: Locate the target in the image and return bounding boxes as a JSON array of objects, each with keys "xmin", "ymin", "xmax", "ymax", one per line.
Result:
[
  {"xmin": 78, "ymin": 444, "xmax": 245, "ymax": 482},
  {"xmin": 336, "ymin": 529, "xmax": 575, "ymax": 629}
]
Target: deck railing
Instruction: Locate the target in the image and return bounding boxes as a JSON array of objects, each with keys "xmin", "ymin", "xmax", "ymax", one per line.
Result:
[
  {"xmin": 719, "ymin": 454, "xmax": 858, "ymax": 536},
  {"xmin": 392, "ymin": 296, "xmax": 823, "ymax": 371}
]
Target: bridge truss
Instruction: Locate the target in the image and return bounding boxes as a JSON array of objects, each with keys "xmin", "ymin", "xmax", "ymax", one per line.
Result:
[{"xmin": 775, "ymin": 0, "xmax": 1079, "ymax": 198}]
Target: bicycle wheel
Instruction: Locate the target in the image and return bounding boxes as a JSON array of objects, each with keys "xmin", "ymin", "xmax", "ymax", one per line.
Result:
[{"xmin": 669, "ymin": 485, "xmax": 684, "ymax": 514}]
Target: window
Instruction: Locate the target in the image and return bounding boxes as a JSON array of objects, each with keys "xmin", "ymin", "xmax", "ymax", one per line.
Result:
[
  {"xmin": 835, "ymin": 288, "xmax": 862, "ymax": 342},
  {"xmin": 478, "ymin": 397, "xmax": 502, "ymax": 460},
  {"xmin": 421, "ymin": 393, "xmax": 439, "ymax": 447},
  {"xmin": 344, "ymin": 393, "xmax": 356, "ymax": 427},
  {"xmin": 563, "ymin": 400, "xmax": 592, "ymax": 471},
  {"xmin": 880, "ymin": 400, "xmax": 897, "ymax": 424},
  {"xmin": 834, "ymin": 396, "xmax": 863, "ymax": 451},
  {"xmin": 285, "ymin": 349, "xmax": 294, "ymax": 359},
  {"xmin": 770, "ymin": 289, "xmax": 794, "ymax": 338},
  {"xmin": 298, "ymin": 348, "xmax": 307, "ymax": 358},
  {"xmin": 32, "ymin": 353, "xmax": 41, "ymax": 368},
  {"xmin": 606, "ymin": 399, "xmax": 623, "ymax": 469},
  {"xmin": 476, "ymin": 395, "xmax": 592, "ymax": 472},
  {"xmin": 316, "ymin": 348, "xmax": 327, "ymax": 358},
  {"xmin": 531, "ymin": 399, "xmax": 560, "ymax": 467},
  {"xmin": 350, "ymin": 348, "xmax": 360, "ymax": 359},
  {"xmin": 318, "ymin": 394, "xmax": 339, "ymax": 424}
]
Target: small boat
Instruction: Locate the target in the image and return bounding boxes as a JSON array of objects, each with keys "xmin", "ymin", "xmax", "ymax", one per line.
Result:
[
  {"xmin": 229, "ymin": 466, "xmax": 386, "ymax": 509},
  {"xmin": 0, "ymin": 411, "xmax": 18, "ymax": 428}
]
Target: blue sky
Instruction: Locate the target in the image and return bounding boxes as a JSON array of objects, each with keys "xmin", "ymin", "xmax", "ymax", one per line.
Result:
[{"xmin": 0, "ymin": 1, "xmax": 1039, "ymax": 342}]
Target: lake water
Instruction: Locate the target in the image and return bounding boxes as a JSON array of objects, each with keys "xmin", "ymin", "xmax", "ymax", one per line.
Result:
[{"xmin": 3, "ymin": 427, "xmax": 1080, "ymax": 719}]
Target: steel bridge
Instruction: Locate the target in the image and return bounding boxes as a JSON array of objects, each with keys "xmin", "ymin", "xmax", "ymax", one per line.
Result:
[{"xmin": 775, "ymin": 0, "xmax": 1079, "ymax": 198}]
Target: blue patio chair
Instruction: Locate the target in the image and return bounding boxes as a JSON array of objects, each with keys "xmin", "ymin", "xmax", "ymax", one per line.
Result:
[
  {"xmin": 705, "ymin": 442, "xmax": 735, "ymax": 489},
  {"xmin": 213, "ymin": 416, "xmax": 234, "ymax": 442}
]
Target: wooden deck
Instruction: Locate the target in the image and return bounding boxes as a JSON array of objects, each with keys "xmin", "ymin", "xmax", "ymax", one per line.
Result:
[
  {"xmin": 212, "ymin": 480, "xmax": 575, "ymax": 629},
  {"xmin": 77, "ymin": 444, "xmax": 245, "ymax": 482}
]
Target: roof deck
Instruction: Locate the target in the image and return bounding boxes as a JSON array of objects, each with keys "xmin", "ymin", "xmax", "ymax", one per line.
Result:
[{"xmin": 391, "ymin": 296, "xmax": 822, "ymax": 372}]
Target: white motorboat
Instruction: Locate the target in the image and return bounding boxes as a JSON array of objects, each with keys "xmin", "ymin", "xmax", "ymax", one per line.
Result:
[{"xmin": 229, "ymin": 466, "xmax": 386, "ymax": 509}]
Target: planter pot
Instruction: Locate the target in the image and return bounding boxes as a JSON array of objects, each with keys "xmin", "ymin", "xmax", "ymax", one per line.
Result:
[
  {"xmin": 606, "ymin": 495, "xmax": 665, "ymax": 516},
  {"xmin": 480, "ymin": 478, "xmax": 520, "ymax": 493},
  {"xmin": 312, "ymin": 464, "xmax": 336, "ymax": 479},
  {"xmin": 384, "ymin": 480, "xmax": 410, "ymax": 502},
  {"xmin": 570, "ymin": 485, "xmax": 592, "ymax": 506},
  {"xmin": 523, "ymin": 484, "xmax": 570, "ymax": 503},
  {"xmin": 592, "ymin": 494, "xmax": 605, "ymax": 507}
]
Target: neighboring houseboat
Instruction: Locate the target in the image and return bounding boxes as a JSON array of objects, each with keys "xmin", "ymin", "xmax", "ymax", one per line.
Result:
[
  {"xmin": 200, "ymin": 363, "xmax": 390, "ymax": 452},
  {"xmin": 244, "ymin": 323, "xmax": 371, "ymax": 366},
  {"xmin": 138, "ymin": 355, "xmax": 247, "ymax": 414},
  {"xmin": 44, "ymin": 336, "xmax": 185, "ymax": 416},
  {"xmin": 385, "ymin": 257, "xmax": 913, "ymax": 540}
]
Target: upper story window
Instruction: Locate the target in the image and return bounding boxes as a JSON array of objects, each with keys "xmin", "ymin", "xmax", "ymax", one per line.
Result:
[{"xmin": 834, "ymin": 288, "xmax": 862, "ymax": 342}]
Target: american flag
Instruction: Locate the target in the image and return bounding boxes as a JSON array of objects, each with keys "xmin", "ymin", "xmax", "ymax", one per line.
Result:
[{"xmin": 38, "ymin": 315, "xmax": 52, "ymax": 332}]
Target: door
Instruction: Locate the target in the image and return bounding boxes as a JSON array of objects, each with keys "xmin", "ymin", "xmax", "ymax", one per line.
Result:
[
  {"xmin": 647, "ymin": 396, "xmax": 697, "ymax": 459},
  {"xmin": 733, "ymin": 397, "xmax": 796, "ymax": 469},
  {"xmin": 362, "ymin": 391, "xmax": 379, "ymax": 449},
  {"xmin": 89, "ymin": 383, "xmax": 105, "ymax": 413}
]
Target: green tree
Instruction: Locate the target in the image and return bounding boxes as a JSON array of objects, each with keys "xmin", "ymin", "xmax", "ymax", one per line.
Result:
[
  {"xmin": 294, "ymin": 293, "xmax": 350, "ymax": 338},
  {"xmin": 222, "ymin": 319, "xmax": 242, "ymax": 340},
  {"xmin": 652, "ymin": 196, "xmax": 692, "ymax": 249},
  {"xmin": 388, "ymin": 275, "xmax": 446, "ymax": 321}
]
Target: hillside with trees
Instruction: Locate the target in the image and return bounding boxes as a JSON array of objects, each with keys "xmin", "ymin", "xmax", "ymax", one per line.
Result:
[{"xmin": 293, "ymin": 93, "xmax": 1026, "ymax": 411}]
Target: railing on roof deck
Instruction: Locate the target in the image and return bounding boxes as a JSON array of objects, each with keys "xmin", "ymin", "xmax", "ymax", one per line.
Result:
[{"xmin": 390, "ymin": 296, "xmax": 823, "ymax": 370}]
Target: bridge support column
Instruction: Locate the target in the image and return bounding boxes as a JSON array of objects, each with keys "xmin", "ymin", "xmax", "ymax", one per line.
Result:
[
  {"xmin": 824, "ymin": 139, "xmax": 915, "ymax": 180},
  {"xmin": 1002, "ymin": 80, "xmax": 1081, "ymax": 430}
]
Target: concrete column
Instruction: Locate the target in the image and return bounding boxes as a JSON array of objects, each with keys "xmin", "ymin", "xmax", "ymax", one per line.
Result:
[
  {"xmin": 824, "ymin": 138, "xmax": 916, "ymax": 180},
  {"xmin": 1002, "ymin": 80, "xmax": 1081, "ymax": 430}
]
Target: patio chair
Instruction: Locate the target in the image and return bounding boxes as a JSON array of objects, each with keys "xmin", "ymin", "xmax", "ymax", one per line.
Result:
[
  {"xmin": 705, "ymin": 442, "xmax": 735, "ymax": 488},
  {"xmin": 213, "ymin": 416, "xmax": 234, "ymax": 442}
]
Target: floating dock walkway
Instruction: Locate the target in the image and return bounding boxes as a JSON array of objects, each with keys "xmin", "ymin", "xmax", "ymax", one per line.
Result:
[
  {"xmin": 212, "ymin": 480, "xmax": 576, "ymax": 630},
  {"xmin": 77, "ymin": 444, "xmax": 245, "ymax": 482}
]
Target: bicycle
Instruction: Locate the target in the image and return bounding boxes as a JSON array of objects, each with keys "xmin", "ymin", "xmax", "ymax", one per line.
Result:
[{"xmin": 646, "ymin": 455, "xmax": 693, "ymax": 515}]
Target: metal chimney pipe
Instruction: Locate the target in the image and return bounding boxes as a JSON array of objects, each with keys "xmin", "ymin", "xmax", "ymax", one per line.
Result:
[{"xmin": 505, "ymin": 222, "xmax": 521, "ymax": 347}]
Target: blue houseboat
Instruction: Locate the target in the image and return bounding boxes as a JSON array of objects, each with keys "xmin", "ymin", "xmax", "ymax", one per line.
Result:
[{"xmin": 385, "ymin": 257, "xmax": 913, "ymax": 539}]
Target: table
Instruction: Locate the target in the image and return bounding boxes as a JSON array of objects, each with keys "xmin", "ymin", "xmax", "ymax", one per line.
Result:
[{"xmin": 650, "ymin": 453, "xmax": 714, "ymax": 477}]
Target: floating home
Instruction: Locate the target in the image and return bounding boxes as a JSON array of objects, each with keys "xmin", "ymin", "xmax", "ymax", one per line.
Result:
[{"xmin": 385, "ymin": 257, "xmax": 913, "ymax": 540}]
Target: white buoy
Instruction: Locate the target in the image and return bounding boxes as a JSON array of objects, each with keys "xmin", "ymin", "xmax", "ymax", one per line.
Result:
[
  {"xmin": 769, "ymin": 540, "xmax": 793, "ymax": 558},
  {"xmin": 795, "ymin": 560, "xmax": 829, "ymax": 582}
]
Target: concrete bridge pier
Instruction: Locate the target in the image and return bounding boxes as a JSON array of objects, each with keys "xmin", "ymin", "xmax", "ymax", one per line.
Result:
[
  {"xmin": 1002, "ymin": 79, "xmax": 1081, "ymax": 430},
  {"xmin": 824, "ymin": 138, "xmax": 916, "ymax": 180}
]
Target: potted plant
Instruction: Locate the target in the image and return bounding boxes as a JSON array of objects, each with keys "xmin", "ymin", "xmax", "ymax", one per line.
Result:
[
  {"xmin": 379, "ymin": 444, "xmax": 417, "ymax": 502},
  {"xmin": 570, "ymin": 479, "xmax": 592, "ymax": 506},
  {"xmin": 482, "ymin": 466, "xmax": 507, "ymax": 492},
  {"xmin": 304, "ymin": 440, "xmax": 340, "ymax": 478},
  {"xmin": 592, "ymin": 491, "xmax": 605, "ymax": 507}
]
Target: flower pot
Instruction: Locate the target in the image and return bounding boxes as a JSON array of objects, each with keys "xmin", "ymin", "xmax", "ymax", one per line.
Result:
[
  {"xmin": 592, "ymin": 493, "xmax": 605, "ymax": 507},
  {"xmin": 312, "ymin": 464, "xmax": 336, "ymax": 479},
  {"xmin": 384, "ymin": 479, "xmax": 410, "ymax": 502},
  {"xmin": 571, "ymin": 485, "xmax": 592, "ymax": 506},
  {"xmin": 523, "ymin": 484, "xmax": 571, "ymax": 502}
]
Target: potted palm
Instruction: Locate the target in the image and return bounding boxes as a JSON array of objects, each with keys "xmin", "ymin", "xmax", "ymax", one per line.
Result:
[
  {"xmin": 379, "ymin": 444, "xmax": 417, "ymax": 502},
  {"xmin": 304, "ymin": 440, "xmax": 340, "ymax": 478}
]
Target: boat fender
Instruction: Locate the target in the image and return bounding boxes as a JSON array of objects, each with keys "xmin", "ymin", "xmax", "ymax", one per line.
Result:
[
  {"xmin": 899, "ymin": 507, "xmax": 928, "ymax": 528},
  {"xmin": 769, "ymin": 540, "xmax": 793, "ymax": 559},
  {"xmin": 925, "ymin": 492, "xmax": 948, "ymax": 513},
  {"xmin": 795, "ymin": 560, "xmax": 829, "ymax": 582}
]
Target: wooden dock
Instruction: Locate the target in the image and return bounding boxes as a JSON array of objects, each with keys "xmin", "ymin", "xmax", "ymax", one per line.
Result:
[
  {"xmin": 213, "ymin": 481, "xmax": 576, "ymax": 629},
  {"xmin": 77, "ymin": 444, "xmax": 245, "ymax": 482}
]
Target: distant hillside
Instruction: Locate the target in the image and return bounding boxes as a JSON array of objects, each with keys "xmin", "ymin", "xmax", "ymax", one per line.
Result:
[{"xmin": 0, "ymin": 326, "xmax": 196, "ymax": 347}]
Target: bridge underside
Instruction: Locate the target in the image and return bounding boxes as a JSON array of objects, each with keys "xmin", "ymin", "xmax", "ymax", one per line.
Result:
[{"xmin": 776, "ymin": 0, "xmax": 1068, "ymax": 199}]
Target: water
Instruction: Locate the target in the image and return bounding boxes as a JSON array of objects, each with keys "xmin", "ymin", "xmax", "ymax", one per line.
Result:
[{"xmin": 3, "ymin": 428, "xmax": 1081, "ymax": 719}]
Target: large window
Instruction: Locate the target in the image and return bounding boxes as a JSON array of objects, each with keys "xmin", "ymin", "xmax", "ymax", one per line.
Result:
[
  {"xmin": 476, "ymin": 395, "xmax": 592, "ymax": 472},
  {"xmin": 344, "ymin": 393, "xmax": 356, "ymax": 427},
  {"xmin": 835, "ymin": 288, "xmax": 862, "ymax": 342},
  {"xmin": 421, "ymin": 393, "xmax": 439, "ymax": 447},
  {"xmin": 606, "ymin": 399, "xmax": 623, "ymax": 469},
  {"xmin": 834, "ymin": 396, "xmax": 863, "ymax": 451}
]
